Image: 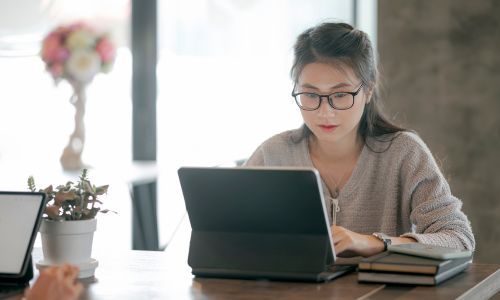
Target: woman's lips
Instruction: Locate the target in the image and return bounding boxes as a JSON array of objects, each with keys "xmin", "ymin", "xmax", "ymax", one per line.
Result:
[{"xmin": 318, "ymin": 124, "xmax": 338, "ymax": 132}]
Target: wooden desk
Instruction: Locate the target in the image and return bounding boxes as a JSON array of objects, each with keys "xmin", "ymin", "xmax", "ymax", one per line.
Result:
[{"xmin": 26, "ymin": 217, "xmax": 500, "ymax": 300}]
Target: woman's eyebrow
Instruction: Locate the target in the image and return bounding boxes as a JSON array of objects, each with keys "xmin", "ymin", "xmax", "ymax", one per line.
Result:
[{"xmin": 299, "ymin": 82, "xmax": 353, "ymax": 90}]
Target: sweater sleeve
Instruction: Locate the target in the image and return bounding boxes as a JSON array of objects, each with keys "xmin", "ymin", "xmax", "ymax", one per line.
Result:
[
  {"xmin": 398, "ymin": 133, "xmax": 475, "ymax": 251},
  {"xmin": 244, "ymin": 145, "xmax": 265, "ymax": 166}
]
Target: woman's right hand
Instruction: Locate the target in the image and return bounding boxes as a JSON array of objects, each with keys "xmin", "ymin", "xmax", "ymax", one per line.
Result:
[{"xmin": 332, "ymin": 225, "xmax": 384, "ymax": 257}]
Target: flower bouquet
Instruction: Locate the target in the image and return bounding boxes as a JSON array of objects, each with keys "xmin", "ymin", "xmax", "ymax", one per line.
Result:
[
  {"xmin": 41, "ymin": 22, "xmax": 115, "ymax": 84},
  {"xmin": 40, "ymin": 22, "xmax": 116, "ymax": 170}
]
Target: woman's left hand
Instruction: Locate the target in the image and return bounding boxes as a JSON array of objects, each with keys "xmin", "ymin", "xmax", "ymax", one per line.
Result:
[{"xmin": 332, "ymin": 225, "xmax": 384, "ymax": 257}]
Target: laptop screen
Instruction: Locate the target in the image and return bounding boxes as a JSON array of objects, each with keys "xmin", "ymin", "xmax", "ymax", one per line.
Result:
[{"xmin": 0, "ymin": 192, "xmax": 45, "ymax": 276}]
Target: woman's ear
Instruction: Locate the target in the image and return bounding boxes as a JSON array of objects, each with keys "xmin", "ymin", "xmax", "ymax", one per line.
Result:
[{"xmin": 365, "ymin": 84, "xmax": 374, "ymax": 104}]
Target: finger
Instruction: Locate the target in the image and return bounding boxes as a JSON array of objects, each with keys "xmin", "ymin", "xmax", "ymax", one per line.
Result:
[
  {"xmin": 74, "ymin": 282, "xmax": 84, "ymax": 296},
  {"xmin": 58, "ymin": 265, "xmax": 69, "ymax": 279},
  {"xmin": 332, "ymin": 228, "xmax": 345, "ymax": 244},
  {"xmin": 60, "ymin": 280, "xmax": 82, "ymax": 300},
  {"xmin": 62, "ymin": 281, "xmax": 84, "ymax": 300},
  {"xmin": 54, "ymin": 266, "xmax": 66, "ymax": 281},
  {"xmin": 332, "ymin": 225, "xmax": 344, "ymax": 232},
  {"xmin": 62, "ymin": 264, "xmax": 76, "ymax": 275},
  {"xmin": 43, "ymin": 266, "xmax": 57, "ymax": 276},
  {"xmin": 67, "ymin": 265, "xmax": 80, "ymax": 279},
  {"xmin": 59, "ymin": 264, "xmax": 79, "ymax": 280},
  {"xmin": 334, "ymin": 240, "xmax": 348, "ymax": 255}
]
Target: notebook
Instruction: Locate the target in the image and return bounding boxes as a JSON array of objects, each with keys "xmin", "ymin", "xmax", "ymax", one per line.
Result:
[
  {"xmin": 358, "ymin": 261, "xmax": 470, "ymax": 285},
  {"xmin": 0, "ymin": 191, "xmax": 46, "ymax": 298},
  {"xmin": 358, "ymin": 251, "xmax": 472, "ymax": 275},
  {"xmin": 177, "ymin": 166, "xmax": 355, "ymax": 282}
]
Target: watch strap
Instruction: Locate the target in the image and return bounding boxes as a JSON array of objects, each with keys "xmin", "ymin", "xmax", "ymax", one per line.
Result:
[{"xmin": 373, "ymin": 232, "xmax": 392, "ymax": 251}]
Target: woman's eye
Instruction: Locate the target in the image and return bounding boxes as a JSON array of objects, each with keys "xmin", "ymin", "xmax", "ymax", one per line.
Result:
[
  {"xmin": 332, "ymin": 92, "xmax": 348, "ymax": 99},
  {"xmin": 303, "ymin": 93, "xmax": 318, "ymax": 99}
]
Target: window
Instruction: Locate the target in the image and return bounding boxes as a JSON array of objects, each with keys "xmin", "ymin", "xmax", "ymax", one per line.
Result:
[
  {"xmin": 0, "ymin": 0, "xmax": 131, "ymax": 250},
  {"xmin": 156, "ymin": 0, "xmax": 376, "ymax": 246},
  {"xmin": 0, "ymin": 0, "xmax": 130, "ymax": 168}
]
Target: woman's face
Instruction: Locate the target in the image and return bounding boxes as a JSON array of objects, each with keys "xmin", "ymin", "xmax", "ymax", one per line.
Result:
[{"xmin": 296, "ymin": 62, "xmax": 371, "ymax": 146}]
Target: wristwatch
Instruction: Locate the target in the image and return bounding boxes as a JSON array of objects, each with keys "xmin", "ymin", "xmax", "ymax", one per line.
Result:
[{"xmin": 373, "ymin": 232, "xmax": 392, "ymax": 251}]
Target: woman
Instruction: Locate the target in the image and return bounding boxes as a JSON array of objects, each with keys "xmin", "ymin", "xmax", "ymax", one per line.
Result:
[{"xmin": 245, "ymin": 22, "xmax": 474, "ymax": 257}]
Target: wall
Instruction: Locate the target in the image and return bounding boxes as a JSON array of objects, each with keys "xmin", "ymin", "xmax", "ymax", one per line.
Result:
[{"xmin": 378, "ymin": 0, "xmax": 500, "ymax": 263}]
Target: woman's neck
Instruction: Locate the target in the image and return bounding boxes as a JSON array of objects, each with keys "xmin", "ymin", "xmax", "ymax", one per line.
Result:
[{"xmin": 310, "ymin": 133, "xmax": 364, "ymax": 164}]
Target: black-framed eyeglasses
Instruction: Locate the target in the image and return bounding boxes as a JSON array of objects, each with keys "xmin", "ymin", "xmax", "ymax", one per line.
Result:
[{"xmin": 291, "ymin": 83, "xmax": 364, "ymax": 111}]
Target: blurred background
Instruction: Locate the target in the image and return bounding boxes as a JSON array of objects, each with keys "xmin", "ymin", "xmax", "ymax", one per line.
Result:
[{"xmin": 0, "ymin": 0, "xmax": 498, "ymax": 263}]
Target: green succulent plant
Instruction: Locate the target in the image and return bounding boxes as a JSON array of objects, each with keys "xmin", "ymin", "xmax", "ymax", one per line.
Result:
[{"xmin": 28, "ymin": 168, "xmax": 111, "ymax": 221}]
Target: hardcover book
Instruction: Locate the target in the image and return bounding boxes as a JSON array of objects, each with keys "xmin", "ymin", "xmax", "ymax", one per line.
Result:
[
  {"xmin": 358, "ymin": 261, "xmax": 471, "ymax": 285},
  {"xmin": 358, "ymin": 251, "xmax": 472, "ymax": 285}
]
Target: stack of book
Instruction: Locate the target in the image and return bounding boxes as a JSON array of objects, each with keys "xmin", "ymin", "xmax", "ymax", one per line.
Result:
[{"xmin": 358, "ymin": 251, "xmax": 472, "ymax": 285}]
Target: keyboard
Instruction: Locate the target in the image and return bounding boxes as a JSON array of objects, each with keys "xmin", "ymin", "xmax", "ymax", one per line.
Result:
[{"xmin": 328, "ymin": 264, "xmax": 356, "ymax": 273}]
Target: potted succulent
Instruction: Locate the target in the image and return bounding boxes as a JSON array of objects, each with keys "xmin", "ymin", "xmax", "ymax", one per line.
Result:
[{"xmin": 27, "ymin": 169, "xmax": 111, "ymax": 278}]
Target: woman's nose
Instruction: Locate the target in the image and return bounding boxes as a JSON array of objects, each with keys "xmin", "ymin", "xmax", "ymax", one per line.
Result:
[{"xmin": 317, "ymin": 96, "xmax": 336, "ymax": 116}]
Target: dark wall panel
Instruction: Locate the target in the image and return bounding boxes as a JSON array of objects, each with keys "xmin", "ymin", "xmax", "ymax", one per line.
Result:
[{"xmin": 378, "ymin": 0, "xmax": 500, "ymax": 263}]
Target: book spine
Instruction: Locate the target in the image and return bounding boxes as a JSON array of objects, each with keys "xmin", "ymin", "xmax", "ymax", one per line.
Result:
[
  {"xmin": 358, "ymin": 272, "xmax": 434, "ymax": 285},
  {"xmin": 367, "ymin": 264, "xmax": 436, "ymax": 274},
  {"xmin": 358, "ymin": 262, "xmax": 371, "ymax": 270},
  {"xmin": 434, "ymin": 260, "xmax": 471, "ymax": 284}
]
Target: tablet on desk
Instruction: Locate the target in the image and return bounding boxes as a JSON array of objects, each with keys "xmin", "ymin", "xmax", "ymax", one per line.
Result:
[
  {"xmin": 0, "ymin": 192, "xmax": 46, "ymax": 298},
  {"xmin": 177, "ymin": 166, "xmax": 355, "ymax": 282},
  {"xmin": 388, "ymin": 243, "xmax": 472, "ymax": 260}
]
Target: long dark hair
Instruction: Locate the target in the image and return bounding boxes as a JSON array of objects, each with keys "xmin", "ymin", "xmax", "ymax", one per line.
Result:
[{"xmin": 290, "ymin": 22, "xmax": 406, "ymax": 150}]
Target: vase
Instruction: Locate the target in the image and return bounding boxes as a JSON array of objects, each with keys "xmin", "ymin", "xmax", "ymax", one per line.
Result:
[
  {"xmin": 60, "ymin": 82, "xmax": 87, "ymax": 171},
  {"xmin": 37, "ymin": 218, "xmax": 98, "ymax": 278}
]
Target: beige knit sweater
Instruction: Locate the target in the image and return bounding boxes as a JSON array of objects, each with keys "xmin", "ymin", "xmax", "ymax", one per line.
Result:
[{"xmin": 245, "ymin": 128, "xmax": 475, "ymax": 251}]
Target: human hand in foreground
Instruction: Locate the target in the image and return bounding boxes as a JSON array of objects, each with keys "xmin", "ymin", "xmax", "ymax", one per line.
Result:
[
  {"xmin": 24, "ymin": 264, "xmax": 83, "ymax": 300},
  {"xmin": 332, "ymin": 225, "xmax": 416, "ymax": 257}
]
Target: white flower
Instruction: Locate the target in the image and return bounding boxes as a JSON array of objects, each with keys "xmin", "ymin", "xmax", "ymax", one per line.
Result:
[
  {"xmin": 66, "ymin": 29, "xmax": 96, "ymax": 51},
  {"xmin": 65, "ymin": 49, "xmax": 102, "ymax": 83}
]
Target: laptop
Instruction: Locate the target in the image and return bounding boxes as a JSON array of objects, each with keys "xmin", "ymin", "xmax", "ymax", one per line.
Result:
[
  {"xmin": 0, "ymin": 191, "xmax": 46, "ymax": 298},
  {"xmin": 177, "ymin": 166, "xmax": 355, "ymax": 282}
]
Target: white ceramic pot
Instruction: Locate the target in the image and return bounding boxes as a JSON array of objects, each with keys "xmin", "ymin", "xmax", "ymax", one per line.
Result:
[{"xmin": 39, "ymin": 218, "xmax": 97, "ymax": 264}]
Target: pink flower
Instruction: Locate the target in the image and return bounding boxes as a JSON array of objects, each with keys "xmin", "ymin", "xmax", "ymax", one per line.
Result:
[
  {"xmin": 41, "ymin": 32, "xmax": 63, "ymax": 63},
  {"xmin": 53, "ymin": 47, "xmax": 70, "ymax": 62},
  {"xmin": 95, "ymin": 38, "xmax": 115, "ymax": 63}
]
